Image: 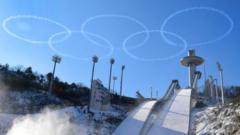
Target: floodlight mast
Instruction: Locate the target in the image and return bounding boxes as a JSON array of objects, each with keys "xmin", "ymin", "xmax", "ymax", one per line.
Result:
[
  {"xmin": 49, "ymin": 55, "xmax": 62, "ymax": 94},
  {"xmin": 108, "ymin": 58, "xmax": 115, "ymax": 92},
  {"xmin": 120, "ymin": 65, "xmax": 125, "ymax": 96},
  {"xmin": 88, "ymin": 55, "xmax": 98, "ymax": 112}
]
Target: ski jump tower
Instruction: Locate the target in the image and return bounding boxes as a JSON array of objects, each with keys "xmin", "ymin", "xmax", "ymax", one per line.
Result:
[{"xmin": 181, "ymin": 49, "xmax": 204, "ymax": 89}]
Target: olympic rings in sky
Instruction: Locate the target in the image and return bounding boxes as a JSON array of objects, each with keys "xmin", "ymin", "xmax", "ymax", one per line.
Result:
[
  {"xmin": 122, "ymin": 30, "xmax": 187, "ymax": 62},
  {"xmin": 2, "ymin": 15, "xmax": 71, "ymax": 44},
  {"xmin": 80, "ymin": 14, "xmax": 150, "ymax": 50},
  {"xmin": 2, "ymin": 8, "xmax": 234, "ymax": 62},
  {"xmin": 160, "ymin": 7, "xmax": 234, "ymax": 47},
  {"xmin": 48, "ymin": 30, "xmax": 114, "ymax": 61}
]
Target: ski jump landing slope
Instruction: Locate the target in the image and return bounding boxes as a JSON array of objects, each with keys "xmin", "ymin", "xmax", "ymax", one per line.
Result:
[
  {"xmin": 147, "ymin": 89, "xmax": 192, "ymax": 135},
  {"xmin": 112, "ymin": 101, "xmax": 156, "ymax": 135}
]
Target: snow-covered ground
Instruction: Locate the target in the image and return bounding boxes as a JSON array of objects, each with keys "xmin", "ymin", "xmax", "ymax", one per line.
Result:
[
  {"xmin": 2, "ymin": 89, "xmax": 239, "ymax": 135},
  {"xmin": 193, "ymin": 102, "xmax": 240, "ymax": 135},
  {"xmin": 0, "ymin": 89, "xmax": 128, "ymax": 135},
  {"xmin": 0, "ymin": 106, "xmax": 126, "ymax": 135}
]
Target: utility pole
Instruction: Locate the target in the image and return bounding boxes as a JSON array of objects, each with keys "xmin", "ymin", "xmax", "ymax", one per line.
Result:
[
  {"xmin": 217, "ymin": 62, "xmax": 225, "ymax": 105},
  {"xmin": 112, "ymin": 76, "xmax": 117, "ymax": 94},
  {"xmin": 49, "ymin": 55, "xmax": 61, "ymax": 94},
  {"xmin": 108, "ymin": 58, "xmax": 115, "ymax": 92},
  {"xmin": 88, "ymin": 55, "xmax": 98, "ymax": 112},
  {"xmin": 150, "ymin": 87, "xmax": 153, "ymax": 100},
  {"xmin": 120, "ymin": 65, "xmax": 125, "ymax": 96},
  {"xmin": 156, "ymin": 90, "xmax": 158, "ymax": 99}
]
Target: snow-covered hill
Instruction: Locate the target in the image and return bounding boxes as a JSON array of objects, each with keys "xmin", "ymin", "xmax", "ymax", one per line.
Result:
[
  {"xmin": 193, "ymin": 102, "xmax": 240, "ymax": 135},
  {"xmin": 0, "ymin": 90, "xmax": 128, "ymax": 135},
  {"xmin": 0, "ymin": 106, "xmax": 126, "ymax": 135},
  {"xmin": 0, "ymin": 90, "xmax": 63, "ymax": 114}
]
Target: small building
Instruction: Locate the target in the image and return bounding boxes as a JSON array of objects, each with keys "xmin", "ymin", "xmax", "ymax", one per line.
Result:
[
  {"xmin": 204, "ymin": 79, "xmax": 211, "ymax": 99},
  {"xmin": 90, "ymin": 79, "xmax": 111, "ymax": 111},
  {"xmin": 204, "ymin": 79, "xmax": 217, "ymax": 100}
]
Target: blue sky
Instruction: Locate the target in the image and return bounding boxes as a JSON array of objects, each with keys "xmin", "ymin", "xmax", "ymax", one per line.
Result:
[{"xmin": 0, "ymin": 0, "xmax": 239, "ymax": 98}]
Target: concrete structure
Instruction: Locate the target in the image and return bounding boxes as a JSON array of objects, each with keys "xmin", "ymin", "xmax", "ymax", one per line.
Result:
[
  {"xmin": 209, "ymin": 76, "xmax": 215, "ymax": 98},
  {"xmin": 214, "ymin": 79, "xmax": 219, "ymax": 104},
  {"xmin": 181, "ymin": 49, "xmax": 204, "ymax": 88},
  {"xmin": 217, "ymin": 62, "xmax": 225, "ymax": 105},
  {"xmin": 90, "ymin": 79, "xmax": 111, "ymax": 111},
  {"xmin": 113, "ymin": 89, "xmax": 192, "ymax": 135},
  {"xmin": 204, "ymin": 78, "xmax": 212, "ymax": 99},
  {"xmin": 147, "ymin": 89, "xmax": 192, "ymax": 135},
  {"xmin": 112, "ymin": 101, "xmax": 156, "ymax": 135}
]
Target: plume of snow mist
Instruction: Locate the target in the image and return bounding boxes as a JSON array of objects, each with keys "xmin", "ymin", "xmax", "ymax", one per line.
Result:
[{"xmin": 6, "ymin": 108, "xmax": 88, "ymax": 135}]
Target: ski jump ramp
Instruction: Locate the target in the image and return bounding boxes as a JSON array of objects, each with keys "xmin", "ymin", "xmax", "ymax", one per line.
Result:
[
  {"xmin": 113, "ymin": 89, "xmax": 192, "ymax": 135},
  {"xmin": 112, "ymin": 101, "xmax": 156, "ymax": 135},
  {"xmin": 147, "ymin": 89, "xmax": 192, "ymax": 135}
]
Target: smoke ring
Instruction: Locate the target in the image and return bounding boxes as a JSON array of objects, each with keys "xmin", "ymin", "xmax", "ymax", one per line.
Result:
[
  {"xmin": 48, "ymin": 30, "xmax": 114, "ymax": 61},
  {"xmin": 81, "ymin": 14, "xmax": 150, "ymax": 50},
  {"xmin": 2, "ymin": 15, "xmax": 71, "ymax": 44},
  {"xmin": 160, "ymin": 7, "xmax": 234, "ymax": 47},
  {"xmin": 122, "ymin": 30, "xmax": 187, "ymax": 62}
]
